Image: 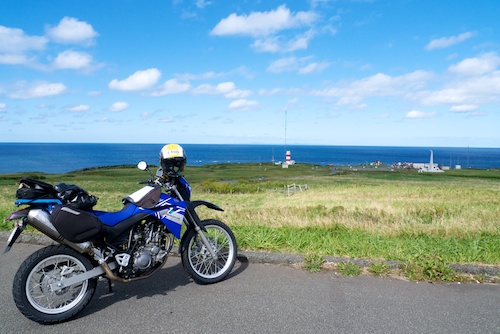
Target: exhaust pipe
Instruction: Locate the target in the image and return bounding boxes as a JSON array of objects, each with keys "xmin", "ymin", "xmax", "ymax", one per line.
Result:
[{"xmin": 27, "ymin": 209, "xmax": 92, "ymax": 254}]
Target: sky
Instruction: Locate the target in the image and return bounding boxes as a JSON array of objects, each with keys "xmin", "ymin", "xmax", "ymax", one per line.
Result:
[{"xmin": 0, "ymin": 0, "xmax": 499, "ymax": 147}]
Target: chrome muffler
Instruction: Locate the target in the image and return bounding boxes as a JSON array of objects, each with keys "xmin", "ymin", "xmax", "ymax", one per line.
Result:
[{"xmin": 27, "ymin": 209, "xmax": 92, "ymax": 254}]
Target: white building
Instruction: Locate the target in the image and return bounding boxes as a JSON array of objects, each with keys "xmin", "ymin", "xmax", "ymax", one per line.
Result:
[{"xmin": 416, "ymin": 150, "xmax": 443, "ymax": 173}]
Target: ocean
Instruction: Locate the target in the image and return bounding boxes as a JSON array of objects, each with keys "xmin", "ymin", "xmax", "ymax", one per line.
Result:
[{"xmin": 1, "ymin": 143, "xmax": 499, "ymax": 174}]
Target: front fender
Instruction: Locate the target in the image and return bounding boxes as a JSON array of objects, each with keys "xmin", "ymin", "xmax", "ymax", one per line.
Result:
[
  {"xmin": 188, "ymin": 200, "xmax": 224, "ymax": 212},
  {"xmin": 181, "ymin": 200, "xmax": 223, "ymax": 242}
]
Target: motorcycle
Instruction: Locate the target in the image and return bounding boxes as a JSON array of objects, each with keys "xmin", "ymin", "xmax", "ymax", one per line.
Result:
[{"xmin": 4, "ymin": 160, "xmax": 237, "ymax": 324}]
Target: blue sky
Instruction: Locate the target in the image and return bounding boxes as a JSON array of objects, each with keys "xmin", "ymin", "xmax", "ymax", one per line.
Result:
[{"xmin": 1, "ymin": 0, "xmax": 499, "ymax": 147}]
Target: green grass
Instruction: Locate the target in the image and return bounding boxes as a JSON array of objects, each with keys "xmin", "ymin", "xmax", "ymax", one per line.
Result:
[
  {"xmin": 232, "ymin": 225, "xmax": 499, "ymax": 264},
  {"xmin": 304, "ymin": 253, "xmax": 325, "ymax": 273},
  {"xmin": 368, "ymin": 262, "xmax": 391, "ymax": 277},
  {"xmin": 1, "ymin": 164, "xmax": 499, "ymax": 278},
  {"xmin": 337, "ymin": 262, "xmax": 362, "ymax": 276}
]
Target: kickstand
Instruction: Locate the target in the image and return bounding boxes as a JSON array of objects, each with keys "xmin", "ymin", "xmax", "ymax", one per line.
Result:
[{"xmin": 107, "ymin": 278, "xmax": 114, "ymax": 293}]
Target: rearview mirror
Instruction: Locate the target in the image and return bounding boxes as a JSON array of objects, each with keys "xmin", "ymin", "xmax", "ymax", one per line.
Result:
[{"xmin": 137, "ymin": 161, "xmax": 148, "ymax": 171}]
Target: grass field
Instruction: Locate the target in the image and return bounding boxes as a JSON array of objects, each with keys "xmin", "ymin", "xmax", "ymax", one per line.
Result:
[{"xmin": 1, "ymin": 163, "xmax": 499, "ymax": 280}]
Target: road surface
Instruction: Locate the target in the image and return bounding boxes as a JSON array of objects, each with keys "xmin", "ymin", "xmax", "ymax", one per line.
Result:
[{"xmin": 0, "ymin": 242, "xmax": 498, "ymax": 333}]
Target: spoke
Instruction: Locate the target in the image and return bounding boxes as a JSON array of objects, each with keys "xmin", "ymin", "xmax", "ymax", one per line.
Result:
[
  {"xmin": 26, "ymin": 254, "xmax": 89, "ymax": 313},
  {"xmin": 187, "ymin": 225, "xmax": 234, "ymax": 279}
]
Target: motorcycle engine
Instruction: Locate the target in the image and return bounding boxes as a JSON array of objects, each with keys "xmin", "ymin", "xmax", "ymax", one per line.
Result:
[
  {"xmin": 112, "ymin": 221, "xmax": 172, "ymax": 278},
  {"xmin": 133, "ymin": 244, "xmax": 161, "ymax": 270}
]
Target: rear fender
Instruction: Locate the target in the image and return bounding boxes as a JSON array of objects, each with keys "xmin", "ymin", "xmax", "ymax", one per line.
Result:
[
  {"xmin": 4, "ymin": 209, "xmax": 29, "ymax": 253},
  {"xmin": 7, "ymin": 208, "xmax": 30, "ymax": 220}
]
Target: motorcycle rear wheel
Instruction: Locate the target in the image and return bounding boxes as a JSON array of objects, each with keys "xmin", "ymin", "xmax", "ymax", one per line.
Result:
[
  {"xmin": 12, "ymin": 244, "xmax": 97, "ymax": 324},
  {"xmin": 181, "ymin": 219, "xmax": 237, "ymax": 284}
]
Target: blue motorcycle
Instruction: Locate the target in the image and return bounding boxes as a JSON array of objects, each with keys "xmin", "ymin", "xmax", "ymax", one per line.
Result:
[{"xmin": 4, "ymin": 157, "xmax": 237, "ymax": 324}]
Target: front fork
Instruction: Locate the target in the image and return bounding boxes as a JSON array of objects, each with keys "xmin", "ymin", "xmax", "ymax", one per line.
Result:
[
  {"xmin": 184, "ymin": 208, "xmax": 218, "ymax": 260},
  {"xmin": 171, "ymin": 184, "xmax": 219, "ymax": 260},
  {"xmin": 193, "ymin": 224, "xmax": 218, "ymax": 260}
]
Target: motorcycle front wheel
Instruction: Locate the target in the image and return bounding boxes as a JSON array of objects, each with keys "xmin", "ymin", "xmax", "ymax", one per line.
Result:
[
  {"xmin": 12, "ymin": 244, "xmax": 97, "ymax": 324},
  {"xmin": 181, "ymin": 219, "xmax": 237, "ymax": 284}
]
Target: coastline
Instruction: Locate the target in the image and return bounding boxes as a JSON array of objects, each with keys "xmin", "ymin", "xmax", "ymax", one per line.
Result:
[{"xmin": 1, "ymin": 143, "xmax": 500, "ymax": 174}]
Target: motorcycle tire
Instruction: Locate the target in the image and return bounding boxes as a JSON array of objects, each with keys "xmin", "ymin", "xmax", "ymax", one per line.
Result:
[
  {"xmin": 181, "ymin": 219, "xmax": 237, "ymax": 285},
  {"xmin": 12, "ymin": 244, "xmax": 97, "ymax": 324}
]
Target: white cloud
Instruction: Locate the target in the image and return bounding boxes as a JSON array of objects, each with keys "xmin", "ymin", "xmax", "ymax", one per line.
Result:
[
  {"xmin": 228, "ymin": 99, "xmax": 259, "ymax": 110},
  {"xmin": 65, "ymin": 104, "xmax": 90, "ymax": 112},
  {"xmin": 110, "ymin": 101, "xmax": 129, "ymax": 112},
  {"xmin": 8, "ymin": 81, "xmax": 67, "ymax": 99},
  {"xmin": 0, "ymin": 54, "xmax": 33, "ymax": 65},
  {"xmin": 259, "ymin": 88, "xmax": 284, "ymax": 96},
  {"xmin": 109, "ymin": 68, "xmax": 161, "ymax": 91},
  {"xmin": 405, "ymin": 110, "xmax": 436, "ymax": 119},
  {"xmin": 195, "ymin": 0, "xmax": 212, "ymax": 8},
  {"xmin": 313, "ymin": 70, "xmax": 433, "ymax": 106},
  {"xmin": 413, "ymin": 66, "xmax": 500, "ymax": 106},
  {"xmin": 425, "ymin": 32, "xmax": 473, "ymax": 50},
  {"xmin": 252, "ymin": 37, "xmax": 281, "ymax": 53},
  {"xmin": 215, "ymin": 82, "xmax": 236, "ymax": 94},
  {"xmin": 46, "ymin": 17, "xmax": 98, "ymax": 45},
  {"xmin": 192, "ymin": 81, "xmax": 248, "ymax": 98},
  {"xmin": 0, "ymin": 102, "xmax": 6, "ymax": 112},
  {"xmin": 267, "ymin": 57, "xmax": 300, "ymax": 73},
  {"xmin": 298, "ymin": 61, "xmax": 329, "ymax": 74},
  {"xmin": 252, "ymin": 30, "xmax": 314, "ymax": 53},
  {"xmin": 448, "ymin": 52, "xmax": 500, "ymax": 76},
  {"xmin": 414, "ymin": 88, "xmax": 468, "ymax": 106},
  {"xmin": 375, "ymin": 113, "xmax": 390, "ymax": 119},
  {"xmin": 151, "ymin": 79, "xmax": 191, "ymax": 96},
  {"xmin": 268, "ymin": 56, "xmax": 329, "ymax": 74},
  {"xmin": 211, "ymin": 5, "xmax": 317, "ymax": 37},
  {"xmin": 450, "ymin": 105, "xmax": 478, "ymax": 113},
  {"xmin": 224, "ymin": 88, "xmax": 252, "ymax": 99},
  {"xmin": 285, "ymin": 34, "xmax": 311, "ymax": 52},
  {"xmin": 52, "ymin": 50, "xmax": 92, "ymax": 69},
  {"xmin": 0, "ymin": 26, "xmax": 47, "ymax": 53},
  {"xmin": 176, "ymin": 71, "xmax": 217, "ymax": 81}
]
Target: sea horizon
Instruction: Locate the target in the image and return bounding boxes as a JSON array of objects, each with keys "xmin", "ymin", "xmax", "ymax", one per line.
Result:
[{"xmin": 1, "ymin": 142, "xmax": 499, "ymax": 174}]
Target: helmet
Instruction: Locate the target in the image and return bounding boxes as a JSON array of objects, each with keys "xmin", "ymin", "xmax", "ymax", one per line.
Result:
[{"xmin": 160, "ymin": 144, "xmax": 186, "ymax": 174}]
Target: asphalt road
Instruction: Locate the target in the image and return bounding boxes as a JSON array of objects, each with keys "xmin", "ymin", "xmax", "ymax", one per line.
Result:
[{"xmin": 1, "ymin": 242, "xmax": 499, "ymax": 334}]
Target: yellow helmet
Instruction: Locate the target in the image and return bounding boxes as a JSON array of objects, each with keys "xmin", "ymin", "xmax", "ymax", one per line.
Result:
[{"xmin": 159, "ymin": 144, "xmax": 186, "ymax": 174}]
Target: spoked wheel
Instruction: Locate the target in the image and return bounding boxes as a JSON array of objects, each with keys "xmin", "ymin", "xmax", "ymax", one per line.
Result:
[
  {"xmin": 12, "ymin": 245, "xmax": 97, "ymax": 324},
  {"xmin": 181, "ymin": 219, "xmax": 237, "ymax": 284}
]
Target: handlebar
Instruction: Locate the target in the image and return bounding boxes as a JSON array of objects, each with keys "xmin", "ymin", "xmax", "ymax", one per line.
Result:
[
  {"xmin": 138, "ymin": 176, "xmax": 173, "ymax": 189},
  {"xmin": 137, "ymin": 162, "xmax": 183, "ymax": 198}
]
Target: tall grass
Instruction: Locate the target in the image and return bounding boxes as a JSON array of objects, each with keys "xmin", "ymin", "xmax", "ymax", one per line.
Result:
[
  {"xmin": 1, "ymin": 165, "xmax": 499, "ymax": 266},
  {"xmin": 191, "ymin": 166, "xmax": 500, "ymax": 265}
]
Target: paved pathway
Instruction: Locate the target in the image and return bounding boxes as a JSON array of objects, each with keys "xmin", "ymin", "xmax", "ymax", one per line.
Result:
[{"xmin": 1, "ymin": 242, "xmax": 499, "ymax": 334}]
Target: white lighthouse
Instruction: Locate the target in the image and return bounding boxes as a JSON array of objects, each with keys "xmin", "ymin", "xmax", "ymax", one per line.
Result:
[{"xmin": 283, "ymin": 150, "xmax": 295, "ymax": 166}]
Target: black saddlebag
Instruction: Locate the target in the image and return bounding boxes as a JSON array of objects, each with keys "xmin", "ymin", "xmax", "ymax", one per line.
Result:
[
  {"xmin": 16, "ymin": 178, "xmax": 58, "ymax": 200},
  {"xmin": 54, "ymin": 183, "xmax": 98, "ymax": 210},
  {"xmin": 51, "ymin": 205, "xmax": 103, "ymax": 243}
]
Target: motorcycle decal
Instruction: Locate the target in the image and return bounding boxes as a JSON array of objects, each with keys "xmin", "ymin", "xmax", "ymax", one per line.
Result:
[
  {"xmin": 156, "ymin": 195, "xmax": 185, "ymax": 208},
  {"xmin": 156, "ymin": 206, "xmax": 185, "ymax": 226}
]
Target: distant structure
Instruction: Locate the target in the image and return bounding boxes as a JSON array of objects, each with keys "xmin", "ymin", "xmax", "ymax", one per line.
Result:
[
  {"xmin": 415, "ymin": 150, "xmax": 444, "ymax": 173},
  {"xmin": 282, "ymin": 150, "xmax": 295, "ymax": 168}
]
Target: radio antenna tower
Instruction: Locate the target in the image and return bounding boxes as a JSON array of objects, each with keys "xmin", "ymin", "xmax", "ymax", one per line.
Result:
[{"xmin": 284, "ymin": 109, "xmax": 287, "ymax": 152}]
